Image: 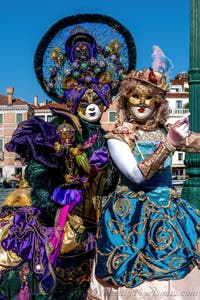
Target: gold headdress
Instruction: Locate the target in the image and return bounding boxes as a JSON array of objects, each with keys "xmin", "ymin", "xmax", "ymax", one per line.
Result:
[
  {"xmin": 124, "ymin": 45, "xmax": 173, "ymax": 93},
  {"xmin": 125, "ymin": 67, "xmax": 168, "ymax": 93}
]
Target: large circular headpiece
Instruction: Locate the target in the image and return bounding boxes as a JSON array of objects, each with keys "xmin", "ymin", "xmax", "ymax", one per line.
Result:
[{"xmin": 34, "ymin": 14, "xmax": 136, "ymax": 107}]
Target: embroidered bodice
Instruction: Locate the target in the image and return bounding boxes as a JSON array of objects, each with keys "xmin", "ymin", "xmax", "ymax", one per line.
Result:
[{"xmin": 121, "ymin": 129, "xmax": 172, "ymax": 191}]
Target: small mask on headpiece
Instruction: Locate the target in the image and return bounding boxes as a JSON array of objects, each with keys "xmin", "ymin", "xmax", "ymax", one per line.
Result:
[
  {"xmin": 62, "ymin": 30, "xmax": 128, "ymax": 113},
  {"xmin": 65, "ymin": 32, "xmax": 97, "ymax": 63}
]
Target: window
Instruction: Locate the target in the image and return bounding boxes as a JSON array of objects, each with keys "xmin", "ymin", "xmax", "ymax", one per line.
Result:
[
  {"xmin": 0, "ymin": 139, "xmax": 3, "ymax": 152},
  {"xmin": 47, "ymin": 115, "xmax": 54, "ymax": 122},
  {"xmin": 0, "ymin": 139, "xmax": 4, "ymax": 160},
  {"xmin": 178, "ymin": 152, "xmax": 183, "ymax": 161},
  {"xmin": 176, "ymin": 100, "xmax": 182, "ymax": 109},
  {"xmin": 0, "ymin": 114, "xmax": 3, "ymax": 124},
  {"xmin": 175, "ymin": 87, "xmax": 182, "ymax": 92},
  {"xmin": 179, "ymin": 169, "xmax": 183, "ymax": 176},
  {"xmin": 109, "ymin": 111, "xmax": 116, "ymax": 123},
  {"xmin": 16, "ymin": 113, "xmax": 23, "ymax": 123},
  {"xmin": 15, "ymin": 167, "xmax": 22, "ymax": 175}
]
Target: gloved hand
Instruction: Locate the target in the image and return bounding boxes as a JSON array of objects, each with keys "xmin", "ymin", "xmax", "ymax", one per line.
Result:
[{"xmin": 167, "ymin": 114, "xmax": 190, "ymax": 146}]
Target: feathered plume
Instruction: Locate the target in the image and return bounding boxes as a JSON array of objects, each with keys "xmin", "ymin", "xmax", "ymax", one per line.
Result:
[{"xmin": 151, "ymin": 45, "xmax": 173, "ymax": 84}]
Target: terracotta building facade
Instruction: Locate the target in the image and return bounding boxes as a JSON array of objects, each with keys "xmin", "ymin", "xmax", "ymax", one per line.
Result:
[{"xmin": 0, "ymin": 88, "xmax": 34, "ymax": 181}]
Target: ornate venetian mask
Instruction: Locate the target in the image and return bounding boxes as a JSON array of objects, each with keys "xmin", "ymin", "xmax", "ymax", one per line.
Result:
[
  {"xmin": 127, "ymin": 85, "xmax": 156, "ymax": 122},
  {"xmin": 76, "ymin": 88, "xmax": 105, "ymax": 122}
]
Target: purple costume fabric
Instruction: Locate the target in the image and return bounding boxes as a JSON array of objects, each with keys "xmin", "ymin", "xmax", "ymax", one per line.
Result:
[
  {"xmin": 51, "ymin": 188, "xmax": 83, "ymax": 208},
  {"xmin": 51, "ymin": 147, "xmax": 109, "ymax": 209},
  {"xmin": 64, "ymin": 83, "xmax": 111, "ymax": 113},
  {"xmin": 5, "ymin": 117, "xmax": 60, "ymax": 168},
  {"xmin": 2, "ymin": 111, "xmax": 109, "ymax": 296},
  {"xmin": 89, "ymin": 147, "xmax": 108, "ymax": 168},
  {"xmin": 1, "ymin": 206, "xmax": 55, "ymax": 294}
]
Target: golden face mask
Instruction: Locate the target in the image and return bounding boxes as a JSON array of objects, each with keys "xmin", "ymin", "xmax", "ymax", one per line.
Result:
[{"xmin": 128, "ymin": 85, "xmax": 156, "ymax": 107}]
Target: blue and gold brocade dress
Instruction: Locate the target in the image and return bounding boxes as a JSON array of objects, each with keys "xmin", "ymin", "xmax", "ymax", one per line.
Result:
[{"xmin": 95, "ymin": 140, "xmax": 200, "ymax": 288}]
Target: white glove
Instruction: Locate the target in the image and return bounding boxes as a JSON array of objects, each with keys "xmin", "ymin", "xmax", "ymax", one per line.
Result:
[
  {"xmin": 167, "ymin": 114, "xmax": 190, "ymax": 146},
  {"xmin": 108, "ymin": 139, "xmax": 145, "ymax": 184}
]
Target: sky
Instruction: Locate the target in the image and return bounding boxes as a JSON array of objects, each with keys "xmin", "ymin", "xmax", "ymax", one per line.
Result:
[{"xmin": 0, "ymin": 0, "xmax": 190, "ymax": 104}]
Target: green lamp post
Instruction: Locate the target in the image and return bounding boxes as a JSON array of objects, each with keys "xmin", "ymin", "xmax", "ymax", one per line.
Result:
[{"xmin": 181, "ymin": 0, "xmax": 200, "ymax": 208}]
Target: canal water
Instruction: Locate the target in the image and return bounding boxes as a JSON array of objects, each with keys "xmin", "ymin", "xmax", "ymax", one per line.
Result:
[{"xmin": 0, "ymin": 188, "xmax": 14, "ymax": 204}]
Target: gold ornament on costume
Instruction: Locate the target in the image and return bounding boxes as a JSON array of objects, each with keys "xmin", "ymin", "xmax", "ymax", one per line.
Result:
[
  {"xmin": 76, "ymin": 105, "xmax": 86, "ymax": 116},
  {"xmin": 196, "ymin": 237, "xmax": 200, "ymax": 255},
  {"xmin": 125, "ymin": 68, "xmax": 169, "ymax": 92},
  {"xmin": 54, "ymin": 141, "xmax": 62, "ymax": 152},
  {"xmin": 99, "ymin": 71, "xmax": 113, "ymax": 84},
  {"xmin": 58, "ymin": 123, "xmax": 76, "ymax": 144},
  {"xmin": 54, "ymin": 123, "xmax": 77, "ymax": 153},
  {"xmin": 61, "ymin": 214, "xmax": 85, "ymax": 253},
  {"xmin": 49, "ymin": 47, "xmax": 64, "ymax": 63},
  {"xmin": 70, "ymin": 147, "xmax": 81, "ymax": 156},
  {"xmin": 109, "ymin": 39, "xmax": 121, "ymax": 54},
  {"xmin": 0, "ymin": 215, "xmax": 22, "ymax": 271},
  {"xmin": 64, "ymin": 174, "xmax": 75, "ymax": 183},
  {"xmin": 62, "ymin": 77, "xmax": 78, "ymax": 90}
]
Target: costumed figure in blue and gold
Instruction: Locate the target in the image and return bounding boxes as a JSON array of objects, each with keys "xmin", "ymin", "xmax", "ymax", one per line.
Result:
[
  {"xmin": 87, "ymin": 46, "xmax": 200, "ymax": 300},
  {"xmin": 0, "ymin": 14, "xmax": 136, "ymax": 300}
]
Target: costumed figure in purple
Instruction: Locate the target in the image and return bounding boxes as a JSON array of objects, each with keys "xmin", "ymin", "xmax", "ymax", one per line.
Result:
[
  {"xmin": 87, "ymin": 46, "xmax": 200, "ymax": 300},
  {"xmin": 0, "ymin": 14, "xmax": 136, "ymax": 300}
]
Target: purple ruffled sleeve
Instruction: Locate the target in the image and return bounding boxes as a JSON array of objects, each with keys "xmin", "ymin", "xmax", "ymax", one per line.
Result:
[
  {"xmin": 5, "ymin": 116, "xmax": 61, "ymax": 168},
  {"xmin": 89, "ymin": 147, "xmax": 109, "ymax": 168},
  {"xmin": 51, "ymin": 187, "xmax": 83, "ymax": 210}
]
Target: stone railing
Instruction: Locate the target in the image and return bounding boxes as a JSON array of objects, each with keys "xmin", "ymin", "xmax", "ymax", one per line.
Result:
[{"xmin": 168, "ymin": 109, "xmax": 189, "ymax": 116}]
